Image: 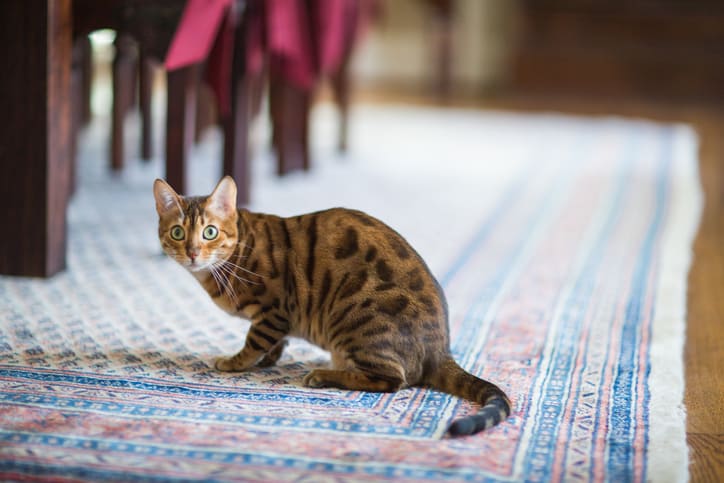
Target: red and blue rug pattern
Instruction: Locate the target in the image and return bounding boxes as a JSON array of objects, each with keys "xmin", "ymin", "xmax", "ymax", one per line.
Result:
[{"xmin": 0, "ymin": 106, "xmax": 699, "ymax": 481}]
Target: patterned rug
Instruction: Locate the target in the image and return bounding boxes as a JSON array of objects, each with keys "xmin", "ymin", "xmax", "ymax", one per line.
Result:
[{"xmin": 0, "ymin": 105, "xmax": 701, "ymax": 482}]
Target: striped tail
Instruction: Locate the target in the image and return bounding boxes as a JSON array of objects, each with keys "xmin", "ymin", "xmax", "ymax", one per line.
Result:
[{"xmin": 426, "ymin": 357, "xmax": 511, "ymax": 437}]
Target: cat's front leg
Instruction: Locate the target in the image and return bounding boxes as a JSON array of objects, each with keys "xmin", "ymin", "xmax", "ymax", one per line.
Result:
[
  {"xmin": 257, "ymin": 339, "xmax": 288, "ymax": 367},
  {"xmin": 215, "ymin": 322, "xmax": 288, "ymax": 372}
]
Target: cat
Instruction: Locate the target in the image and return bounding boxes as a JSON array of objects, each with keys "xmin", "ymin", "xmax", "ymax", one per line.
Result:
[{"xmin": 153, "ymin": 176, "xmax": 511, "ymax": 436}]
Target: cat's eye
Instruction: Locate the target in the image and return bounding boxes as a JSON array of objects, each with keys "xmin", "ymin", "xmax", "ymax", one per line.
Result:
[
  {"xmin": 203, "ymin": 225, "xmax": 219, "ymax": 240},
  {"xmin": 170, "ymin": 225, "xmax": 185, "ymax": 241}
]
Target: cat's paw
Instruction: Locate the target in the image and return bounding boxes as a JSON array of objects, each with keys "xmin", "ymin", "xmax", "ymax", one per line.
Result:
[
  {"xmin": 303, "ymin": 370, "xmax": 329, "ymax": 388},
  {"xmin": 214, "ymin": 356, "xmax": 242, "ymax": 372}
]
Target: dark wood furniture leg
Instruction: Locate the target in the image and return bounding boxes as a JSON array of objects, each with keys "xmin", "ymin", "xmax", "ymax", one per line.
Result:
[
  {"xmin": 195, "ymin": 84, "xmax": 217, "ymax": 143},
  {"xmin": 220, "ymin": 10, "xmax": 258, "ymax": 206},
  {"xmin": 428, "ymin": 0, "xmax": 453, "ymax": 101},
  {"xmin": 80, "ymin": 35, "xmax": 93, "ymax": 125},
  {"xmin": 270, "ymin": 73, "xmax": 310, "ymax": 176},
  {"xmin": 222, "ymin": 80, "xmax": 250, "ymax": 205},
  {"xmin": 70, "ymin": 38, "xmax": 86, "ymax": 194},
  {"xmin": 139, "ymin": 54, "xmax": 154, "ymax": 160},
  {"xmin": 69, "ymin": 36, "xmax": 94, "ymax": 194},
  {"xmin": 165, "ymin": 65, "xmax": 199, "ymax": 194},
  {"xmin": 331, "ymin": 58, "xmax": 351, "ymax": 153},
  {"xmin": 111, "ymin": 34, "xmax": 137, "ymax": 171},
  {"xmin": 0, "ymin": 0, "xmax": 72, "ymax": 277}
]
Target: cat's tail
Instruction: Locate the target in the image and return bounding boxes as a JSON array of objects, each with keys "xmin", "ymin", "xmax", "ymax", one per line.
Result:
[{"xmin": 425, "ymin": 357, "xmax": 511, "ymax": 437}]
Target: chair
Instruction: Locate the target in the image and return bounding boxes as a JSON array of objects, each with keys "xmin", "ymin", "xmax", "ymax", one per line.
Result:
[{"xmin": 71, "ymin": 0, "xmax": 254, "ymax": 203}]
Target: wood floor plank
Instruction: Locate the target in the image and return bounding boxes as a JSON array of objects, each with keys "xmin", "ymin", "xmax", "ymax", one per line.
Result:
[
  {"xmin": 688, "ymin": 433, "xmax": 724, "ymax": 483},
  {"xmin": 684, "ymin": 115, "xmax": 724, "ymax": 438}
]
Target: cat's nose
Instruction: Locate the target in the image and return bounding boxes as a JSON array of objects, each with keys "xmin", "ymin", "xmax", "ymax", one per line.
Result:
[{"xmin": 187, "ymin": 248, "xmax": 199, "ymax": 262}]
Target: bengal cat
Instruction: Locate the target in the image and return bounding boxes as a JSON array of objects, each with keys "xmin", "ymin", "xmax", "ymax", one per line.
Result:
[{"xmin": 153, "ymin": 176, "xmax": 511, "ymax": 436}]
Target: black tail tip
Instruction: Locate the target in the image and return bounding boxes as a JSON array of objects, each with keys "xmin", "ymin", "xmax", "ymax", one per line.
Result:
[
  {"xmin": 445, "ymin": 397, "xmax": 511, "ymax": 437},
  {"xmin": 447, "ymin": 418, "xmax": 477, "ymax": 437}
]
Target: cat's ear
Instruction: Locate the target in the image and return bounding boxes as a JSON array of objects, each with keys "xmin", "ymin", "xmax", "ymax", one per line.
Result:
[
  {"xmin": 153, "ymin": 179, "xmax": 182, "ymax": 216},
  {"xmin": 207, "ymin": 176, "xmax": 237, "ymax": 217}
]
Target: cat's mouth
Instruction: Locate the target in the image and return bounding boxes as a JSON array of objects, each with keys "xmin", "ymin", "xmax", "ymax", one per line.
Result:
[{"xmin": 186, "ymin": 259, "xmax": 209, "ymax": 272}]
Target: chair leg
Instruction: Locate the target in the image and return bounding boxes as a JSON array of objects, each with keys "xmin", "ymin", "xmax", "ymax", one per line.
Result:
[
  {"xmin": 70, "ymin": 37, "xmax": 87, "ymax": 195},
  {"xmin": 111, "ymin": 34, "xmax": 137, "ymax": 171},
  {"xmin": 331, "ymin": 59, "xmax": 350, "ymax": 153},
  {"xmin": 269, "ymin": 75, "xmax": 281, "ymax": 158},
  {"xmin": 270, "ymin": 73, "xmax": 310, "ymax": 176},
  {"xmin": 80, "ymin": 36, "xmax": 93, "ymax": 126},
  {"xmin": 139, "ymin": 54, "xmax": 154, "ymax": 161},
  {"xmin": 222, "ymin": 74, "xmax": 251, "ymax": 206},
  {"xmin": 429, "ymin": 0, "xmax": 453, "ymax": 101},
  {"xmin": 195, "ymin": 83, "xmax": 217, "ymax": 144},
  {"xmin": 301, "ymin": 90, "xmax": 310, "ymax": 171},
  {"xmin": 165, "ymin": 65, "xmax": 199, "ymax": 194}
]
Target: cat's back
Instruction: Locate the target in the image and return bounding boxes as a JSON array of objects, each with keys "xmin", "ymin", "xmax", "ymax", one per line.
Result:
[
  {"xmin": 282, "ymin": 207, "xmax": 445, "ymax": 313},
  {"xmin": 287, "ymin": 207, "xmax": 420, "ymax": 267}
]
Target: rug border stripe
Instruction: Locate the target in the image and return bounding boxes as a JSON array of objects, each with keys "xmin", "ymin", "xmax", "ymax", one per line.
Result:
[{"xmin": 645, "ymin": 125, "xmax": 701, "ymax": 483}]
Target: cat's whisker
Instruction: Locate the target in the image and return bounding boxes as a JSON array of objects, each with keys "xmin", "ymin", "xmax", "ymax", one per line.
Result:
[
  {"xmin": 210, "ymin": 263, "xmax": 239, "ymax": 304},
  {"xmin": 216, "ymin": 258, "xmax": 255, "ymax": 276},
  {"xmin": 208, "ymin": 264, "xmax": 224, "ymax": 297},
  {"xmin": 210, "ymin": 260, "xmax": 246, "ymax": 289},
  {"xmin": 220, "ymin": 276, "xmax": 237, "ymax": 304},
  {"xmin": 215, "ymin": 262, "xmax": 260, "ymax": 286},
  {"xmin": 219, "ymin": 259, "xmax": 265, "ymax": 279},
  {"xmin": 209, "ymin": 269, "xmax": 223, "ymax": 299},
  {"xmin": 223, "ymin": 269, "xmax": 261, "ymax": 286}
]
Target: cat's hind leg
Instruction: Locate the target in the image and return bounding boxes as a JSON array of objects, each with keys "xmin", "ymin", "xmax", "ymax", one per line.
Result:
[{"xmin": 303, "ymin": 363, "xmax": 406, "ymax": 392}]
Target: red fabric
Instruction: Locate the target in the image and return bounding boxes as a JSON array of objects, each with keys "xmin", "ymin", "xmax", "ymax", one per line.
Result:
[
  {"xmin": 164, "ymin": 0, "xmax": 232, "ymax": 70},
  {"xmin": 246, "ymin": 0, "xmax": 374, "ymax": 90},
  {"xmin": 314, "ymin": 0, "xmax": 351, "ymax": 75},
  {"xmin": 245, "ymin": 1, "xmax": 266, "ymax": 76},
  {"xmin": 163, "ymin": 0, "xmax": 375, "ymax": 114},
  {"xmin": 165, "ymin": 0, "xmax": 235, "ymax": 116},
  {"xmin": 265, "ymin": 0, "xmax": 315, "ymax": 89},
  {"xmin": 314, "ymin": 0, "xmax": 378, "ymax": 76}
]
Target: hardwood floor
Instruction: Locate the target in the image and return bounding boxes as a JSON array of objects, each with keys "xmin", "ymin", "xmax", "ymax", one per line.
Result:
[{"xmin": 354, "ymin": 89, "xmax": 724, "ymax": 481}]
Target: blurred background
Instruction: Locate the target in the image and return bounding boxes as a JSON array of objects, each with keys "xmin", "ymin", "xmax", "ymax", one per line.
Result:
[
  {"xmin": 353, "ymin": 0, "xmax": 724, "ymax": 103},
  {"xmin": 68, "ymin": 0, "xmax": 724, "ymax": 198},
  {"xmin": 2, "ymin": 1, "xmax": 724, "ymax": 270},
  {"xmin": 81, "ymin": 1, "xmax": 724, "ymax": 116}
]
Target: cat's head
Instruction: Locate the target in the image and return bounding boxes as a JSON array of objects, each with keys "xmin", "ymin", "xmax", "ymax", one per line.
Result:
[{"xmin": 153, "ymin": 176, "xmax": 239, "ymax": 272}]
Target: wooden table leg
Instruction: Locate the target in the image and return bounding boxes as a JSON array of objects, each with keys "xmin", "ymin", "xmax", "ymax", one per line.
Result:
[
  {"xmin": 165, "ymin": 65, "xmax": 199, "ymax": 194},
  {"xmin": 270, "ymin": 73, "xmax": 310, "ymax": 176},
  {"xmin": 111, "ymin": 34, "xmax": 137, "ymax": 171},
  {"xmin": 221, "ymin": 11, "xmax": 254, "ymax": 206},
  {"xmin": 80, "ymin": 35, "xmax": 93, "ymax": 125},
  {"xmin": 0, "ymin": 0, "xmax": 72, "ymax": 277},
  {"xmin": 222, "ymin": 85, "xmax": 250, "ymax": 205},
  {"xmin": 428, "ymin": 0, "xmax": 453, "ymax": 101},
  {"xmin": 70, "ymin": 38, "xmax": 85, "ymax": 195},
  {"xmin": 331, "ymin": 59, "xmax": 350, "ymax": 153},
  {"xmin": 139, "ymin": 54, "xmax": 154, "ymax": 160}
]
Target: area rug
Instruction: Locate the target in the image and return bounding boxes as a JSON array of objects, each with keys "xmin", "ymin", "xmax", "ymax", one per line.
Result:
[{"xmin": 0, "ymin": 104, "xmax": 701, "ymax": 482}]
